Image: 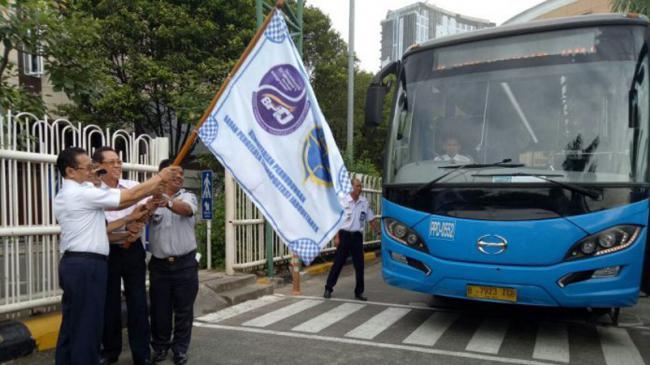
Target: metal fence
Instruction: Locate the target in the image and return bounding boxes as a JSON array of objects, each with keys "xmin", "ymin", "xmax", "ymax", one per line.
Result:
[
  {"xmin": 224, "ymin": 171, "xmax": 382, "ymax": 273},
  {"xmin": 0, "ymin": 110, "xmax": 168, "ymax": 314}
]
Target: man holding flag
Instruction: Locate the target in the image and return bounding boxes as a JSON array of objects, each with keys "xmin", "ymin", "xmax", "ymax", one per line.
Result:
[{"xmin": 174, "ymin": 3, "xmax": 352, "ymax": 266}]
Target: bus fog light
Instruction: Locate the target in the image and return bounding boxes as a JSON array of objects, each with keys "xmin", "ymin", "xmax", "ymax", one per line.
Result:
[
  {"xmin": 391, "ymin": 252, "xmax": 408, "ymax": 264},
  {"xmin": 591, "ymin": 266, "xmax": 620, "ymax": 278}
]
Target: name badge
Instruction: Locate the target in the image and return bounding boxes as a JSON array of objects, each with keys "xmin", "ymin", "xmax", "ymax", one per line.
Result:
[{"xmin": 429, "ymin": 219, "xmax": 456, "ymax": 241}]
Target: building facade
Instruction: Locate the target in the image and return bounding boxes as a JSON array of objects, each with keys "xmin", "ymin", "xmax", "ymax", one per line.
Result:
[
  {"xmin": 1, "ymin": 1, "xmax": 70, "ymax": 113},
  {"xmin": 380, "ymin": 2, "xmax": 495, "ymax": 68},
  {"xmin": 504, "ymin": 0, "xmax": 613, "ymax": 25}
]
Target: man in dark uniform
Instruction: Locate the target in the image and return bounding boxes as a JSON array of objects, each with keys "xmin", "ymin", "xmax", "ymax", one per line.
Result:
[
  {"xmin": 53, "ymin": 147, "xmax": 179, "ymax": 365},
  {"xmin": 92, "ymin": 147, "xmax": 152, "ymax": 365},
  {"xmin": 324, "ymin": 178, "xmax": 379, "ymax": 301},
  {"xmin": 148, "ymin": 159, "xmax": 199, "ymax": 365}
]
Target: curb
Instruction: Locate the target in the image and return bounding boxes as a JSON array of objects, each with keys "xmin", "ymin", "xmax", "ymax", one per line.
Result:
[{"xmin": 303, "ymin": 250, "xmax": 378, "ymax": 277}]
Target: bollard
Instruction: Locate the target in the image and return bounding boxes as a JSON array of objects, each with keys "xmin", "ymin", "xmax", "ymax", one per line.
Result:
[{"xmin": 291, "ymin": 252, "xmax": 301, "ymax": 295}]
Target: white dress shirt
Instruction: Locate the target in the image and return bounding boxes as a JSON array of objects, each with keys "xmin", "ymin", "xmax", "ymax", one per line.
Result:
[
  {"xmin": 54, "ymin": 179, "xmax": 121, "ymax": 255},
  {"xmin": 339, "ymin": 194, "xmax": 375, "ymax": 233},
  {"xmin": 102, "ymin": 179, "xmax": 145, "ymax": 245},
  {"xmin": 148, "ymin": 189, "xmax": 198, "ymax": 258},
  {"xmin": 434, "ymin": 154, "xmax": 472, "ymax": 163}
]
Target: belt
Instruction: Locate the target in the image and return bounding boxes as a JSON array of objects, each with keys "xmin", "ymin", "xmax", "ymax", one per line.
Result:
[
  {"xmin": 152, "ymin": 250, "xmax": 196, "ymax": 264},
  {"xmin": 340, "ymin": 229, "xmax": 363, "ymax": 234},
  {"xmin": 62, "ymin": 251, "xmax": 108, "ymax": 261}
]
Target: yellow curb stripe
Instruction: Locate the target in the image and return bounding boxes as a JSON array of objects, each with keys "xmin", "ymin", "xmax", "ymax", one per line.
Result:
[{"xmin": 22, "ymin": 313, "xmax": 61, "ymax": 351}]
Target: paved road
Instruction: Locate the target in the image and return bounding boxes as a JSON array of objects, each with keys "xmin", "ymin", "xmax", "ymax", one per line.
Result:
[{"xmin": 10, "ymin": 259, "xmax": 650, "ymax": 364}]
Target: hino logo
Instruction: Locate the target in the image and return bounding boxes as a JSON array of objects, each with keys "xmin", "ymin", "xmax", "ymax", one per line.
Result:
[{"xmin": 477, "ymin": 235, "xmax": 508, "ymax": 255}]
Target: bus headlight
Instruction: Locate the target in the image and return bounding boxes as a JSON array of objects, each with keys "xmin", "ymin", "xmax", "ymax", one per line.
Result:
[
  {"xmin": 566, "ymin": 225, "xmax": 641, "ymax": 260},
  {"xmin": 384, "ymin": 218, "xmax": 428, "ymax": 253}
]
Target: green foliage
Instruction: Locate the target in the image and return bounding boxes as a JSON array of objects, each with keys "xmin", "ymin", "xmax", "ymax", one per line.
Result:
[
  {"xmin": 612, "ymin": 0, "xmax": 648, "ymax": 14},
  {"xmin": 57, "ymin": 0, "xmax": 257, "ymax": 154},
  {"xmin": 0, "ymin": 0, "xmax": 60, "ymax": 114},
  {"xmin": 302, "ymin": 5, "xmax": 386, "ymax": 175},
  {"xmin": 195, "ymin": 188, "xmax": 226, "ymax": 269}
]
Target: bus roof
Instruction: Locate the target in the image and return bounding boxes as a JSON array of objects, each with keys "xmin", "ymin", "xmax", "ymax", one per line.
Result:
[{"xmin": 403, "ymin": 13, "xmax": 649, "ymax": 60}]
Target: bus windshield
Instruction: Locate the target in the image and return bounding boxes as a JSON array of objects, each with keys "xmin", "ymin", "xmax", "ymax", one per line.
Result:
[{"xmin": 387, "ymin": 25, "xmax": 649, "ymax": 185}]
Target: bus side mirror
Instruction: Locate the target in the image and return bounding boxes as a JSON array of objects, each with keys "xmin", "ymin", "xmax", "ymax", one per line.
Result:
[{"xmin": 365, "ymin": 83, "xmax": 388, "ymax": 128}]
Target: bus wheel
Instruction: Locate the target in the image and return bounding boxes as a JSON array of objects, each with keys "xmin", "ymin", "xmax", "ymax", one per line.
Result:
[{"xmin": 609, "ymin": 307, "xmax": 620, "ymax": 326}]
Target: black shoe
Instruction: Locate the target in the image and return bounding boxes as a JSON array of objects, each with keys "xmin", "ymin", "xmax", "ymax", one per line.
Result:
[
  {"xmin": 99, "ymin": 356, "xmax": 118, "ymax": 365},
  {"xmin": 355, "ymin": 294, "xmax": 368, "ymax": 301},
  {"xmin": 323, "ymin": 288, "xmax": 332, "ymax": 299},
  {"xmin": 173, "ymin": 352, "xmax": 188, "ymax": 365},
  {"xmin": 151, "ymin": 349, "xmax": 168, "ymax": 363}
]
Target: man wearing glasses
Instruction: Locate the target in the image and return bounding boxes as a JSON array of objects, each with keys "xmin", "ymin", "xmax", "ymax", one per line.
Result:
[
  {"xmin": 54, "ymin": 147, "xmax": 179, "ymax": 365},
  {"xmin": 92, "ymin": 146, "xmax": 154, "ymax": 365}
]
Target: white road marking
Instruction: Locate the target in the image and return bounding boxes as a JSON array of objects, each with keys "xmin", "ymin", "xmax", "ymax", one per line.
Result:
[
  {"xmin": 402, "ymin": 312, "xmax": 459, "ymax": 347},
  {"xmin": 195, "ymin": 322, "xmax": 557, "ymax": 365},
  {"xmin": 466, "ymin": 318, "xmax": 509, "ymax": 354},
  {"xmin": 242, "ymin": 299, "xmax": 323, "ymax": 328},
  {"xmin": 533, "ymin": 322, "xmax": 569, "ymax": 363},
  {"xmin": 345, "ymin": 307, "xmax": 411, "ymax": 340},
  {"xmin": 292, "ymin": 303, "xmax": 366, "ymax": 333},
  {"xmin": 195, "ymin": 295, "xmax": 284, "ymax": 323},
  {"xmin": 598, "ymin": 326, "xmax": 645, "ymax": 365}
]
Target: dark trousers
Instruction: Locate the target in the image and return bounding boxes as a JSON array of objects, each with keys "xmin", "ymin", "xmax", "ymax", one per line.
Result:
[
  {"xmin": 149, "ymin": 252, "xmax": 199, "ymax": 355},
  {"xmin": 102, "ymin": 241, "xmax": 150, "ymax": 363},
  {"xmin": 326, "ymin": 230, "xmax": 365, "ymax": 295},
  {"xmin": 56, "ymin": 254, "xmax": 107, "ymax": 365}
]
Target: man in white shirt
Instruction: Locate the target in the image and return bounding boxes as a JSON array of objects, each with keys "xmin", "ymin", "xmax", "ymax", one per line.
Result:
[
  {"xmin": 324, "ymin": 178, "xmax": 378, "ymax": 301},
  {"xmin": 53, "ymin": 147, "xmax": 179, "ymax": 365},
  {"xmin": 434, "ymin": 136, "xmax": 472, "ymax": 164},
  {"xmin": 92, "ymin": 146, "xmax": 152, "ymax": 365}
]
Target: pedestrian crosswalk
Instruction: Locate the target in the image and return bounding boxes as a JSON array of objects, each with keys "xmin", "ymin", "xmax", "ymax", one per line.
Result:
[{"xmin": 195, "ymin": 294, "xmax": 648, "ymax": 365}]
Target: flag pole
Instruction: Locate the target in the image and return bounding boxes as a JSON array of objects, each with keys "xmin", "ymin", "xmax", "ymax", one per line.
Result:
[{"xmin": 172, "ymin": 1, "xmax": 284, "ymax": 166}]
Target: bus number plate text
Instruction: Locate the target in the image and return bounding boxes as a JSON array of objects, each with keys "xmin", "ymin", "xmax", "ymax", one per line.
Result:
[{"xmin": 466, "ymin": 285, "xmax": 517, "ymax": 302}]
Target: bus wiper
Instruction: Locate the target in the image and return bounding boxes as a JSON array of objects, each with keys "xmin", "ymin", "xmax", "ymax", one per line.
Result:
[
  {"xmin": 471, "ymin": 172, "xmax": 601, "ymax": 199},
  {"xmin": 410, "ymin": 159, "xmax": 523, "ymax": 198}
]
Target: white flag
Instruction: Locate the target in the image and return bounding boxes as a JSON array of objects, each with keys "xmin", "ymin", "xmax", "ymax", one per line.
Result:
[{"xmin": 198, "ymin": 11, "xmax": 351, "ymax": 265}]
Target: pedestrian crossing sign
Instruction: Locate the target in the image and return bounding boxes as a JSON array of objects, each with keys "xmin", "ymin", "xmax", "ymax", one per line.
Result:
[{"xmin": 201, "ymin": 170, "xmax": 213, "ymax": 220}]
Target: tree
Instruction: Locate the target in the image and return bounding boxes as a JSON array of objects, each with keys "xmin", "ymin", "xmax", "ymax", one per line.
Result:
[
  {"xmin": 1, "ymin": 0, "xmax": 59, "ymax": 113},
  {"xmin": 302, "ymin": 5, "xmax": 386, "ymax": 174},
  {"xmin": 612, "ymin": 0, "xmax": 648, "ymax": 15},
  {"xmin": 58, "ymin": 0, "xmax": 257, "ymax": 155}
]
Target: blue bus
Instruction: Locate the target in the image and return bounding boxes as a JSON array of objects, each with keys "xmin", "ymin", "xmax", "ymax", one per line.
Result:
[{"xmin": 365, "ymin": 14, "xmax": 650, "ymax": 317}]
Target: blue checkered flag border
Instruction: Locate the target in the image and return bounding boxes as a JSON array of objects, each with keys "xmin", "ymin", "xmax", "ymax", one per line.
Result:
[
  {"xmin": 289, "ymin": 239, "xmax": 320, "ymax": 266},
  {"xmin": 264, "ymin": 11, "xmax": 289, "ymax": 43},
  {"xmin": 338, "ymin": 167, "xmax": 352, "ymax": 195},
  {"xmin": 198, "ymin": 114, "xmax": 219, "ymax": 146}
]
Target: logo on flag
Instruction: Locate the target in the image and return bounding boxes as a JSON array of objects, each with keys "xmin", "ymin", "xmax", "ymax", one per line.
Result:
[
  {"xmin": 253, "ymin": 64, "xmax": 310, "ymax": 136},
  {"xmin": 197, "ymin": 11, "xmax": 351, "ymax": 264}
]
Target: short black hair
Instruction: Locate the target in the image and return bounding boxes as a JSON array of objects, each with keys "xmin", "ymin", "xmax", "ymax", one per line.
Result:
[
  {"xmin": 56, "ymin": 147, "xmax": 87, "ymax": 177},
  {"xmin": 158, "ymin": 158, "xmax": 173, "ymax": 172},
  {"xmin": 92, "ymin": 146, "xmax": 117, "ymax": 164}
]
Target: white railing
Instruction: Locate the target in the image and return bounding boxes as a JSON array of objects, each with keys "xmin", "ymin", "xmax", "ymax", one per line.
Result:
[
  {"xmin": 224, "ymin": 171, "xmax": 382, "ymax": 273},
  {"xmin": 0, "ymin": 110, "xmax": 168, "ymax": 314}
]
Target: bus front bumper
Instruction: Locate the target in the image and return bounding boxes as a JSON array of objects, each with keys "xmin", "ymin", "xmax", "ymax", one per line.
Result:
[{"xmin": 381, "ymin": 238, "xmax": 644, "ymax": 308}]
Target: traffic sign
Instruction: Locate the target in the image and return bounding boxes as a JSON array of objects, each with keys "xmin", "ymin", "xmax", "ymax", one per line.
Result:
[{"xmin": 201, "ymin": 170, "xmax": 213, "ymax": 220}]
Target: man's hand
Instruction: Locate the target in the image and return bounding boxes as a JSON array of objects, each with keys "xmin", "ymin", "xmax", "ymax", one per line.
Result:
[
  {"xmin": 154, "ymin": 195, "xmax": 170, "ymax": 208},
  {"xmin": 126, "ymin": 205, "xmax": 148, "ymax": 223},
  {"xmin": 333, "ymin": 234, "xmax": 340, "ymax": 248},
  {"xmin": 126, "ymin": 222, "xmax": 144, "ymax": 234},
  {"xmin": 158, "ymin": 166, "xmax": 182, "ymax": 183}
]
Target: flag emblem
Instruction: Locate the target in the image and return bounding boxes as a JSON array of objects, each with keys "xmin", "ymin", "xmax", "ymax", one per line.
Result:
[
  {"xmin": 253, "ymin": 64, "xmax": 310, "ymax": 136},
  {"xmin": 302, "ymin": 127, "xmax": 333, "ymax": 186}
]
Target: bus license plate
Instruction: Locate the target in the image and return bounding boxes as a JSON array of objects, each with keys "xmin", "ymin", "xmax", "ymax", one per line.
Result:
[{"xmin": 466, "ymin": 285, "xmax": 517, "ymax": 302}]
